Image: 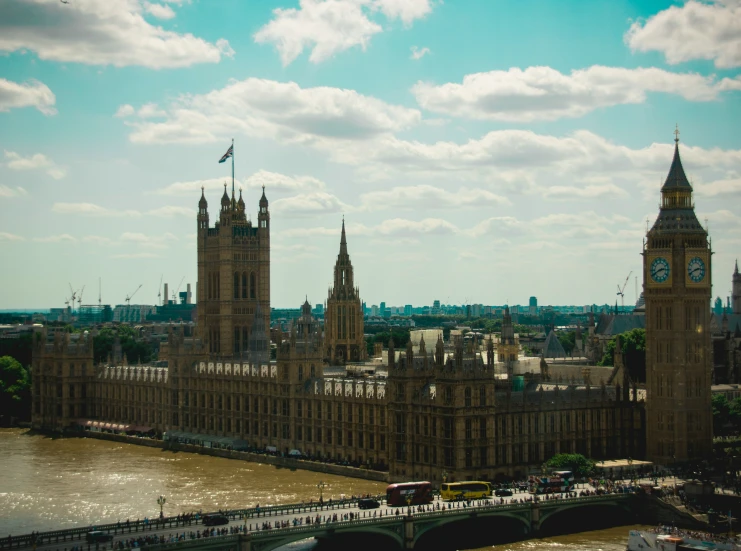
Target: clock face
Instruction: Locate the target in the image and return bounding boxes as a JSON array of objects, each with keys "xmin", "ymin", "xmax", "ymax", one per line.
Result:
[
  {"xmin": 650, "ymin": 257, "xmax": 670, "ymax": 283},
  {"xmin": 687, "ymin": 256, "xmax": 706, "ymax": 283}
]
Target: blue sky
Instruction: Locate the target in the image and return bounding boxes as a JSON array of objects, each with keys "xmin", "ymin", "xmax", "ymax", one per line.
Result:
[{"xmin": 1, "ymin": 0, "xmax": 740, "ymax": 309}]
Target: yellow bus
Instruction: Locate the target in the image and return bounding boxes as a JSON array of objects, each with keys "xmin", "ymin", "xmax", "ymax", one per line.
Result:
[{"xmin": 440, "ymin": 481, "xmax": 492, "ymax": 501}]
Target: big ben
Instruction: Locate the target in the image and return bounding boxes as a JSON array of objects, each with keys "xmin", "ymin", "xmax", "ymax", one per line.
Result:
[{"xmin": 645, "ymin": 128, "xmax": 712, "ymax": 464}]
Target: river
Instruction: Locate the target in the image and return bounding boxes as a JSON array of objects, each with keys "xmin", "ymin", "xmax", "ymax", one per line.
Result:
[{"xmin": 0, "ymin": 429, "xmax": 641, "ymax": 550}]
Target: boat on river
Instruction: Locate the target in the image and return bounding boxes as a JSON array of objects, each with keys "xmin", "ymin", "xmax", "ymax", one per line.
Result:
[{"xmin": 627, "ymin": 528, "xmax": 741, "ymax": 551}]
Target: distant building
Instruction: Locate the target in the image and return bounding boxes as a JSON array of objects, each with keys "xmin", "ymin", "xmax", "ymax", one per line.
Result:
[
  {"xmin": 404, "ymin": 304, "xmax": 412, "ymax": 316},
  {"xmin": 529, "ymin": 296, "xmax": 538, "ymax": 315},
  {"xmin": 112, "ymin": 304, "xmax": 155, "ymax": 323}
]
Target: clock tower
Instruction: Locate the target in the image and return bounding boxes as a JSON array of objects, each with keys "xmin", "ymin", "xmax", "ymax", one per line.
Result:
[{"xmin": 644, "ymin": 129, "xmax": 713, "ymax": 464}]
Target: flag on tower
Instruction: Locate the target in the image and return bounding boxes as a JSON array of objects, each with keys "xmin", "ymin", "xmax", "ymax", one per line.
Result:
[{"xmin": 218, "ymin": 144, "xmax": 233, "ymax": 163}]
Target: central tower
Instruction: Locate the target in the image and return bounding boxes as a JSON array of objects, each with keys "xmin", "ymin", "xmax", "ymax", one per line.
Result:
[
  {"xmin": 197, "ymin": 185, "xmax": 270, "ymax": 358},
  {"xmin": 324, "ymin": 220, "xmax": 366, "ymax": 364},
  {"xmin": 644, "ymin": 130, "xmax": 712, "ymax": 463}
]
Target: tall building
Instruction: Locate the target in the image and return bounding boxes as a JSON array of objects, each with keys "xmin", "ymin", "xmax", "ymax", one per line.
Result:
[
  {"xmin": 197, "ymin": 185, "xmax": 270, "ymax": 358},
  {"xmin": 733, "ymin": 261, "xmax": 741, "ymax": 315},
  {"xmin": 324, "ymin": 220, "xmax": 367, "ymax": 365},
  {"xmin": 644, "ymin": 131, "xmax": 712, "ymax": 463},
  {"xmin": 529, "ymin": 296, "xmax": 538, "ymax": 315}
]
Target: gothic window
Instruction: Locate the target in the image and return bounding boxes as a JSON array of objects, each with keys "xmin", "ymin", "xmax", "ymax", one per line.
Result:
[
  {"xmin": 665, "ymin": 306, "xmax": 673, "ymax": 330},
  {"xmin": 464, "ymin": 387, "xmax": 471, "ymax": 407},
  {"xmin": 242, "ymin": 272, "xmax": 247, "ymax": 299},
  {"xmin": 298, "ymin": 365, "xmax": 304, "ymax": 382},
  {"xmin": 234, "ymin": 272, "xmax": 239, "ymax": 299},
  {"xmin": 479, "ymin": 387, "xmax": 486, "ymax": 406},
  {"xmin": 465, "ymin": 419, "xmax": 472, "ymax": 439},
  {"xmin": 656, "ymin": 306, "xmax": 663, "ymax": 330},
  {"xmin": 479, "ymin": 417, "xmax": 486, "ymax": 438},
  {"xmin": 310, "ymin": 365, "xmax": 316, "ymax": 378},
  {"xmin": 250, "ymin": 272, "xmax": 256, "ymax": 299},
  {"xmin": 444, "ymin": 387, "xmax": 452, "ymax": 405}
]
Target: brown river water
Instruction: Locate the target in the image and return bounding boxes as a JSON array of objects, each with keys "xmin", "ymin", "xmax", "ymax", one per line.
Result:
[{"xmin": 0, "ymin": 429, "xmax": 642, "ymax": 550}]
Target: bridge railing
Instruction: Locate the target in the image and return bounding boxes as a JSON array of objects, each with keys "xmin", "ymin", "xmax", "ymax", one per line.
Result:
[{"xmin": 0, "ymin": 494, "xmax": 389, "ymax": 551}]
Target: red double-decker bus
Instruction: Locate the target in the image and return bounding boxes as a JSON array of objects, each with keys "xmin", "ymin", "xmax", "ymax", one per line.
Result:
[{"xmin": 385, "ymin": 481, "xmax": 433, "ymax": 506}]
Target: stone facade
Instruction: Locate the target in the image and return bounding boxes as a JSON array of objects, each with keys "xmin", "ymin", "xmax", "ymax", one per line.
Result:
[
  {"xmin": 32, "ymin": 187, "xmax": 648, "ymax": 481},
  {"xmin": 644, "ymin": 134, "xmax": 713, "ymax": 464}
]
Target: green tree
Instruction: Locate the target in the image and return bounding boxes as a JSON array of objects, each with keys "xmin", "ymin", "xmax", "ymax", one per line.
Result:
[
  {"xmin": 597, "ymin": 328, "xmax": 646, "ymax": 382},
  {"xmin": 557, "ymin": 331, "xmax": 576, "ymax": 355},
  {"xmin": 544, "ymin": 453, "xmax": 595, "ymax": 478},
  {"xmin": 93, "ymin": 326, "xmax": 155, "ymax": 365},
  {"xmin": 0, "ymin": 355, "xmax": 31, "ymax": 421},
  {"xmin": 713, "ymin": 393, "xmax": 732, "ymax": 435}
]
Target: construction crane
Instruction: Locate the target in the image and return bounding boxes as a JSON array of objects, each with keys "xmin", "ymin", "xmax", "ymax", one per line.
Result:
[
  {"xmin": 157, "ymin": 274, "xmax": 163, "ymax": 305},
  {"xmin": 68, "ymin": 283, "xmax": 77, "ymax": 312},
  {"xmin": 173, "ymin": 275, "xmax": 185, "ymax": 303},
  {"xmin": 125, "ymin": 284, "xmax": 143, "ymax": 306},
  {"xmin": 98, "ymin": 277, "xmax": 102, "ymax": 307},
  {"xmin": 616, "ymin": 270, "xmax": 633, "ymax": 309},
  {"xmin": 77, "ymin": 285, "xmax": 85, "ymax": 311}
]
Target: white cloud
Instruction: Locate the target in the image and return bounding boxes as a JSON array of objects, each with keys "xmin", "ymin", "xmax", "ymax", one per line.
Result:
[
  {"xmin": 254, "ymin": 0, "xmax": 432, "ymax": 65},
  {"xmin": 120, "ymin": 231, "xmax": 178, "ymax": 249},
  {"xmin": 0, "ymin": 185, "xmax": 28, "ymax": 198},
  {"xmin": 152, "ymin": 170, "xmax": 327, "ymax": 196},
  {"xmin": 625, "ymin": 0, "xmax": 741, "ymax": 69},
  {"xmin": 542, "ymin": 183, "xmax": 629, "ymax": 200},
  {"xmin": 271, "ymin": 191, "xmax": 349, "ymax": 216},
  {"xmin": 0, "ymin": 0, "xmax": 233, "ymax": 69},
  {"xmin": 51, "ymin": 202, "xmax": 190, "ymax": 217},
  {"xmin": 115, "ymin": 104, "xmax": 135, "ymax": 118},
  {"xmin": 359, "ymin": 184, "xmax": 510, "ymax": 211},
  {"xmin": 82, "ymin": 235, "xmax": 113, "ymax": 245},
  {"xmin": 137, "ymin": 103, "xmax": 166, "ymax": 118},
  {"xmin": 410, "ymin": 45, "xmax": 430, "ymax": 60},
  {"xmin": 282, "ymin": 217, "xmax": 460, "ymax": 238},
  {"xmin": 4, "ymin": 150, "xmax": 65, "ymax": 179},
  {"xmin": 695, "ymin": 177, "xmax": 741, "ymax": 197},
  {"xmin": 412, "ymin": 65, "xmax": 741, "ymax": 122},
  {"xmin": 144, "ymin": 2, "xmax": 175, "ymax": 19},
  {"xmin": 124, "ymin": 77, "xmax": 421, "ymax": 144},
  {"xmin": 0, "ymin": 232, "xmax": 25, "ymax": 241},
  {"xmin": 33, "ymin": 234, "xmax": 78, "ymax": 243},
  {"xmin": 0, "ymin": 78, "xmax": 56, "ymax": 115}
]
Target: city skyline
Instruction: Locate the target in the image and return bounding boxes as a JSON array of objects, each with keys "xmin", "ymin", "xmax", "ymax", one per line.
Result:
[{"xmin": 1, "ymin": 0, "xmax": 740, "ymax": 309}]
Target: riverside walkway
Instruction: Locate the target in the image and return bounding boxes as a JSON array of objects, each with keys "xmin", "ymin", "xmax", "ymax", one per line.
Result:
[{"xmin": 2, "ymin": 493, "xmax": 634, "ymax": 551}]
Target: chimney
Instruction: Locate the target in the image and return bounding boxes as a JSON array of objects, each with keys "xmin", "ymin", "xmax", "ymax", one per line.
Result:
[
  {"xmin": 187, "ymin": 283, "xmax": 192, "ymax": 304},
  {"xmin": 164, "ymin": 283, "xmax": 169, "ymax": 306}
]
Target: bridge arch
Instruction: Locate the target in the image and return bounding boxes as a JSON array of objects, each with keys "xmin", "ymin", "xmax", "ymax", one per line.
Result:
[
  {"xmin": 538, "ymin": 499, "xmax": 633, "ymax": 536},
  {"xmin": 249, "ymin": 523, "xmax": 404, "ymax": 551},
  {"xmin": 414, "ymin": 510, "xmax": 531, "ymax": 550}
]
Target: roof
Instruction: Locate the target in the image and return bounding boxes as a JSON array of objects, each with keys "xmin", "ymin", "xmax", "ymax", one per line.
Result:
[
  {"xmin": 594, "ymin": 314, "xmax": 645, "ymax": 336},
  {"xmin": 662, "ymin": 141, "xmax": 692, "ymax": 191},
  {"xmin": 542, "ymin": 330, "xmax": 566, "ymax": 359}
]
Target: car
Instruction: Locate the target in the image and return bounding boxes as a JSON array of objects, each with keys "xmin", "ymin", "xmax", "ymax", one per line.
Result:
[
  {"xmin": 202, "ymin": 514, "xmax": 229, "ymax": 526},
  {"xmin": 357, "ymin": 498, "xmax": 380, "ymax": 509},
  {"xmin": 495, "ymin": 488, "xmax": 513, "ymax": 497},
  {"xmin": 288, "ymin": 449, "xmax": 303, "ymax": 458},
  {"xmin": 86, "ymin": 532, "xmax": 114, "ymax": 544}
]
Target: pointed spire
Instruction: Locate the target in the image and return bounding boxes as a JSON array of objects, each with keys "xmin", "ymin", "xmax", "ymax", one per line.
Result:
[
  {"xmin": 340, "ymin": 217, "xmax": 348, "ymax": 256},
  {"xmin": 735, "ymin": 259, "xmax": 739, "ymax": 275},
  {"xmin": 662, "ymin": 126, "xmax": 692, "ymax": 191}
]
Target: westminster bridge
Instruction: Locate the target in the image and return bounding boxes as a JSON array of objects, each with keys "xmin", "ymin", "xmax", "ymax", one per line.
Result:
[{"xmin": 1, "ymin": 493, "xmax": 655, "ymax": 551}]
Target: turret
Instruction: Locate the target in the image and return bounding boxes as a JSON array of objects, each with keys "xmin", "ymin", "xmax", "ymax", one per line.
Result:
[
  {"xmin": 258, "ymin": 185, "xmax": 269, "ymax": 231},
  {"xmin": 733, "ymin": 259, "xmax": 741, "ymax": 315},
  {"xmin": 198, "ymin": 186, "xmax": 209, "ymax": 231}
]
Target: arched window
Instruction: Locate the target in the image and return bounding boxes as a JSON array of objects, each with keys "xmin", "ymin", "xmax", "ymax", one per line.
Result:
[
  {"xmin": 298, "ymin": 365, "xmax": 304, "ymax": 382},
  {"xmin": 250, "ymin": 272, "xmax": 256, "ymax": 299},
  {"xmin": 479, "ymin": 387, "xmax": 486, "ymax": 406},
  {"xmin": 445, "ymin": 387, "xmax": 452, "ymax": 404},
  {"xmin": 242, "ymin": 272, "xmax": 247, "ymax": 299},
  {"xmin": 310, "ymin": 365, "xmax": 316, "ymax": 378},
  {"xmin": 465, "ymin": 387, "xmax": 471, "ymax": 407},
  {"xmin": 233, "ymin": 272, "xmax": 239, "ymax": 299}
]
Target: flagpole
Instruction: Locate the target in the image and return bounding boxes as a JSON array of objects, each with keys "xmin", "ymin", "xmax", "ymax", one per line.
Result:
[{"xmin": 231, "ymin": 138, "xmax": 235, "ymax": 201}]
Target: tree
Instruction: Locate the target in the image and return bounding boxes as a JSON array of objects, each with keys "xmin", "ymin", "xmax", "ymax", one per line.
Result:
[
  {"xmin": 93, "ymin": 326, "xmax": 155, "ymax": 365},
  {"xmin": 597, "ymin": 328, "xmax": 646, "ymax": 382},
  {"xmin": 544, "ymin": 453, "xmax": 595, "ymax": 478},
  {"xmin": 0, "ymin": 355, "xmax": 31, "ymax": 421},
  {"xmin": 557, "ymin": 331, "xmax": 576, "ymax": 355}
]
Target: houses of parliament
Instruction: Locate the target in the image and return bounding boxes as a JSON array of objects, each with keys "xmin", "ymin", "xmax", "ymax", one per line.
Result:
[{"xmin": 31, "ymin": 135, "xmax": 718, "ymax": 481}]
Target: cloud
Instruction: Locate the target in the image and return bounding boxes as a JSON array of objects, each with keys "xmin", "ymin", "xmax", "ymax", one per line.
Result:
[
  {"xmin": 359, "ymin": 184, "xmax": 510, "ymax": 211},
  {"xmin": 0, "ymin": 232, "xmax": 25, "ymax": 241},
  {"xmin": 82, "ymin": 235, "xmax": 113, "ymax": 245},
  {"xmin": 0, "ymin": 0, "xmax": 233, "ymax": 68},
  {"xmin": 282, "ymin": 217, "xmax": 460, "ymax": 238},
  {"xmin": 120, "ymin": 231, "xmax": 178, "ymax": 249},
  {"xmin": 124, "ymin": 77, "xmax": 421, "ymax": 144},
  {"xmin": 0, "ymin": 78, "xmax": 56, "ymax": 115},
  {"xmin": 694, "ymin": 177, "xmax": 741, "ymax": 197},
  {"xmin": 412, "ymin": 65, "xmax": 741, "ymax": 122},
  {"xmin": 271, "ymin": 191, "xmax": 348, "ymax": 216},
  {"xmin": 51, "ymin": 202, "xmax": 190, "ymax": 217},
  {"xmin": 625, "ymin": 0, "xmax": 741, "ymax": 69},
  {"xmin": 137, "ymin": 103, "xmax": 166, "ymax": 118},
  {"xmin": 0, "ymin": 185, "xmax": 28, "ymax": 198},
  {"xmin": 143, "ymin": 2, "xmax": 175, "ymax": 19},
  {"xmin": 4, "ymin": 150, "xmax": 65, "ymax": 179},
  {"xmin": 152, "ymin": 170, "xmax": 327, "ymax": 196},
  {"xmin": 254, "ymin": 0, "xmax": 432, "ymax": 65},
  {"xmin": 32, "ymin": 234, "xmax": 78, "ymax": 243},
  {"xmin": 410, "ymin": 46, "xmax": 430, "ymax": 60},
  {"xmin": 542, "ymin": 183, "xmax": 629, "ymax": 200},
  {"xmin": 115, "ymin": 104, "xmax": 135, "ymax": 118}
]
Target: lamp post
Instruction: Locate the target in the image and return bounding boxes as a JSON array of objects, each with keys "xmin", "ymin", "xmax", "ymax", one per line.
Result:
[
  {"xmin": 317, "ymin": 481, "xmax": 327, "ymax": 505},
  {"xmin": 406, "ymin": 494, "xmax": 412, "ymax": 516},
  {"xmin": 157, "ymin": 495, "xmax": 166, "ymax": 519}
]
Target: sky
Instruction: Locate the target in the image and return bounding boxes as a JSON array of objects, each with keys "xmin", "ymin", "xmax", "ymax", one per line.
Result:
[{"xmin": 1, "ymin": 0, "xmax": 740, "ymax": 310}]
